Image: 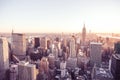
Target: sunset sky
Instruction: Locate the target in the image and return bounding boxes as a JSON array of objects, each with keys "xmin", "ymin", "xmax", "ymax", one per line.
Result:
[{"xmin": 0, "ymin": 0, "xmax": 120, "ymax": 33}]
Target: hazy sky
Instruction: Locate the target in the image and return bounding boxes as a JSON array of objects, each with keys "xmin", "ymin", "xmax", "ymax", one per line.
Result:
[{"xmin": 0, "ymin": 0, "xmax": 120, "ymax": 33}]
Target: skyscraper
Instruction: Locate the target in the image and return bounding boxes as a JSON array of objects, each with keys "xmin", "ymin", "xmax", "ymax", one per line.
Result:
[
  {"xmin": 34, "ymin": 37, "xmax": 40, "ymax": 48},
  {"xmin": 48, "ymin": 54, "xmax": 55, "ymax": 69},
  {"xmin": 69, "ymin": 37, "xmax": 76, "ymax": 58},
  {"xmin": 40, "ymin": 37, "xmax": 47, "ymax": 49},
  {"xmin": 114, "ymin": 41, "xmax": 120, "ymax": 54},
  {"xmin": 111, "ymin": 54, "xmax": 120, "ymax": 80},
  {"xmin": 0, "ymin": 37, "xmax": 9, "ymax": 80},
  {"xmin": 90, "ymin": 42, "xmax": 102, "ymax": 66},
  {"xmin": 12, "ymin": 33, "xmax": 26, "ymax": 59},
  {"xmin": 82, "ymin": 24, "xmax": 86, "ymax": 46},
  {"xmin": 39, "ymin": 57, "xmax": 49, "ymax": 74},
  {"xmin": 18, "ymin": 62, "xmax": 36, "ymax": 80}
]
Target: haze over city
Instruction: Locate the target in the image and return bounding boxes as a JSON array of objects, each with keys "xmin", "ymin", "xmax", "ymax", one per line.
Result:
[
  {"xmin": 1, "ymin": 0, "xmax": 120, "ymax": 80},
  {"xmin": 0, "ymin": 0, "xmax": 120, "ymax": 33}
]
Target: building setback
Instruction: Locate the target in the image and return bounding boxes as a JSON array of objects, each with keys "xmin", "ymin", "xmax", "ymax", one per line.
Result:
[{"xmin": 0, "ymin": 37, "xmax": 9, "ymax": 80}]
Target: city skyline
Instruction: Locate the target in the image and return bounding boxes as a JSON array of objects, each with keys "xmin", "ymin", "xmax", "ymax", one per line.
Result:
[{"xmin": 0, "ymin": 0, "xmax": 120, "ymax": 33}]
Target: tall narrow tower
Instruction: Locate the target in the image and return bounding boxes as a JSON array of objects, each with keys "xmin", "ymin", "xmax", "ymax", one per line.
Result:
[
  {"xmin": 69, "ymin": 36, "xmax": 76, "ymax": 58},
  {"xmin": 82, "ymin": 24, "xmax": 86, "ymax": 46},
  {"xmin": 12, "ymin": 33, "xmax": 26, "ymax": 59},
  {"xmin": 0, "ymin": 37, "xmax": 9, "ymax": 80}
]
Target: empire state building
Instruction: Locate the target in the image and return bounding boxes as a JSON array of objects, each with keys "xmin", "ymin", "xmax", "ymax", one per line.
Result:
[{"xmin": 82, "ymin": 24, "xmax": 86, "ymax": 46}]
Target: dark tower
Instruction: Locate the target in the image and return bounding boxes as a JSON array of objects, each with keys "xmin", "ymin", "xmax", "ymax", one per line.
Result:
[
  {"xmin": 114, "ymin": 41, "xmax": 120, "ymax": 54},
  {"xmin": 111, "ymin": 54, "xmax": 120, "ymax": 80}
]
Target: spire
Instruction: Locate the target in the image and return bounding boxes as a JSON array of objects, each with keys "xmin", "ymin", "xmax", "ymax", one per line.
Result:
[{"xmin": 83, "ymin": 23, "xmax": 86, "ymax": 32}]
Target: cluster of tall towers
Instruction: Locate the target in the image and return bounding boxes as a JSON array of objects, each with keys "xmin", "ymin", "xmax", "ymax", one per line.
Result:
[{"xmin": 0, "ymin": 24, "xmax": 87, "ymax": 80}]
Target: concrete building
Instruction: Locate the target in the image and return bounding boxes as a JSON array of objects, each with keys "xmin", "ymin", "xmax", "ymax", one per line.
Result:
[
  {"xmin": 34, "ymin": 37, "xmax": 40, "ymax": 48},
  {"xmin": 52, "ymin": 45, "xmax": 59, "ymax": 59},
  {"xmin": 40, "ymin": 37, "xmax": 47, "ymax": 49},
  {"xmin": 90, "ymin": 42, "xmax": 102, "ymax": 66},
  {"xmin": 0, "ymin": 37, "xmax": 9, "ymax": 80},
  {"xmin": 18, "ymin": 62, "xmax": 36, "ymax": 80},
  {"xmin": 81, "ymin": 24, "xmax": 86, "ymax": 46},
  {"xmin": 12, "ymin": 33, "xmax": 26, "ymax": 59},
  {"xmin": 48, "ymin": 54, "xmax": 55, "ymax": 69},
  {"xmin": 38, "ymin": 57, "xmax": 49, "ymax": 80},
  {"xmin": 69, "ymin": 37, "xmax": 76, "ymax": 58},
  {"xmin": 111, "ymin": 54, "xmax": 120, "ymax": 80},
  {"xmin": 60, "ymin": 61, "xmax": 67, "ymax": 78},
  {"xmin": 67, "ymin": 58, "xmax": 77, "ymax": 69},
  {"xmin": 10, "ymin": 64, "xmax": 18, "ymax": 80},
  {"xmin": 60, "ymin": 61, "xmax": 66, "ymax": 70},
  {"xmin": 77, "ymin": 50, "xmax": 89, "ymax": 69},
  {"xmin": 54, "ymin": 41, "xmax": 61, "ymax": 50},
  {"xmin": 39, "ymin": 57, "xmax": 49, "ymax": 74}
]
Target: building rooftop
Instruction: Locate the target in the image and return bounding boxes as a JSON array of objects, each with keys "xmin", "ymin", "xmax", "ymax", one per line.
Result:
[{"xmin": 90, "ymin": 42, "xmax": 102, "ymax": 45}]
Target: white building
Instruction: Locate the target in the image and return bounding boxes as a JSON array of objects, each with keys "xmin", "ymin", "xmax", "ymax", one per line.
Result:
[
  {"xmin": 40, "ymin": 37, "xmax": 47, "ymax": 49},
  {"xmin": 0, "ymin": 37, "xmax": 9, "ymax": 79}
]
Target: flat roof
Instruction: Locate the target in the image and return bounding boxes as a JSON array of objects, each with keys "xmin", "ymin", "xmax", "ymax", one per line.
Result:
[{"xmin": 90, "ymin": 42, "xmax": 102, "ymax": 45}]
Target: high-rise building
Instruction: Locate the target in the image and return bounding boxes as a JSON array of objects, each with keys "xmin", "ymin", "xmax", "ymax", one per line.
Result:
[
  {"xmin": 62, "ymin": 38, "xmax": 67, "ymax": 47},
  {"xmin": 111, "ymin": 54, "xmax": 120, "ymax": 80},
  {"xmin": 54, "ymin": 41, "xmax": 61, "ymax": 50},
  {"xmin": 18, "ymin": 62, "xmax": 36, "ymax": 80},
  {"xmin": 66, "ymin": 58, "xmax": 77, "ymax": 69},
  {"xmin": 82, "ymin": 24, "xmax": 86, "ymax": 46},
  {"xmin": 114, "ymin": 41, "xmax": 120, "ymax": 54},
  {"xmin": 90, "ymin": 42, "xmax": 102, "ymax": 66},
  {"xmin": 40, "ymin": 37, "xmax": 47, "ymax": 49},
  {"xmin": 48, "ymin": 54, "xmax": 55, "ymax": 69},
  {"xmin": 39, "ymin": 57, "xmax": 49, "ymax": 80},
  {"xmin": 34, "ymin": 37, "xmax": 40, "ymax": 48},
  {"xmin": 39, "ymin": 57, "xmax": 49, "ymax": 74},
  {"xmin": 77, "ymin": 50, "xmax": 89, "ymax": 70},
  {"xmin": 69, "ymin": 37, "xmax": 76, "ymax": 58},
  {"xmin": 12, "ymin": 33, "xmax": 26, "ymax": 59},
  {"xmin": 0, "ymin": 37, "xmax": 9, "ymax": 80},
  {"xmin": 60, "ymin": 61, "xmax": 67, "ymax": 78},
  {"xmin": 52, "ymin": 44, "xmax": 59, "ymax": 59},
  {"xmin": 10, "ymin": 64, "xmax": 18, "ymax": 80},
  {"xmin": 60, "ymin": 61, "xmax": 66, "ymax": 70}
]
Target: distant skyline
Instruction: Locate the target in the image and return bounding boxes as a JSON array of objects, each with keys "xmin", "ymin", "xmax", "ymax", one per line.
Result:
[{"xmin": 0, "ymin": 0, "xmax": 120, "ymax": 33}]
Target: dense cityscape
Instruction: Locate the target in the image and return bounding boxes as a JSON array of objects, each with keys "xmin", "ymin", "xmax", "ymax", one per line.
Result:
[
  {"xmin": 1, "ymin": 0, "xmax": 120, "ymax": 79},
  {"xmin": 0, "ymin": 24, "xmax": 120, "ymax": 80}
]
